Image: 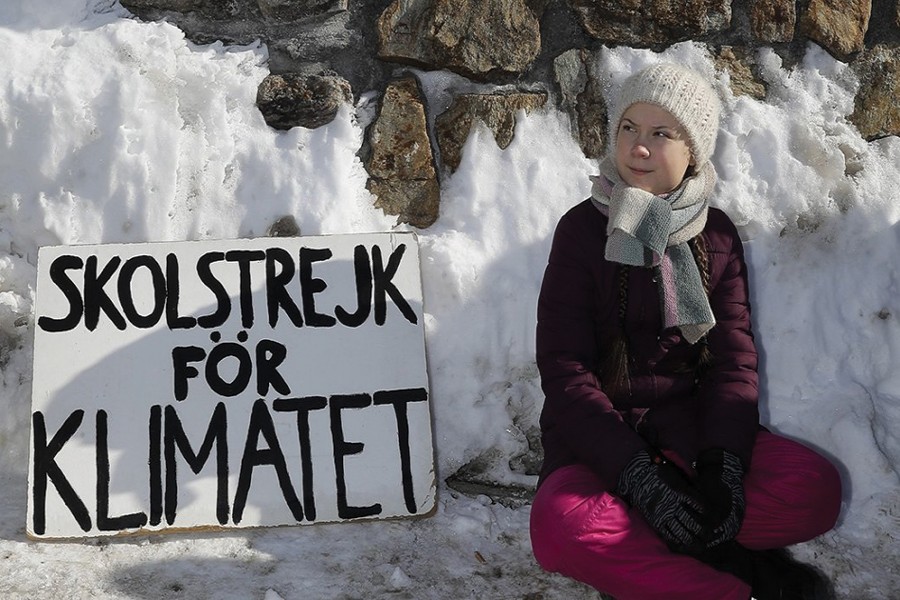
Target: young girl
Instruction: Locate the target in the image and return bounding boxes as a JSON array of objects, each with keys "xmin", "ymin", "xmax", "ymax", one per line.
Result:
[{"xmin": 530, "ymin": 63, "xmax": 842, "ymax": 600}]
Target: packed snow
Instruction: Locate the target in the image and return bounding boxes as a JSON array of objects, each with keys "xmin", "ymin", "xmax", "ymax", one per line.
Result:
[{"xmin": 1, "ymin": 1, "xmax": 899, "ymax": 598}]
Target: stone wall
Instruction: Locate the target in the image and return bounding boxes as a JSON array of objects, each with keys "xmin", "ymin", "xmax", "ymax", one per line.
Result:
[
  {"xmin": 122, "ymin": 0, "xmax": 899, "ymax": 231},
  {"xmin": 120, "ymin": 0, "xmax": 900, "ymax": 499}
]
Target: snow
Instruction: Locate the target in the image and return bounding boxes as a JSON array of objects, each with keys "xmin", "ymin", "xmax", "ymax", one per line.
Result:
[{"xmin": 1, "ymin": 1, "xmax": 899, "ymax": 598}]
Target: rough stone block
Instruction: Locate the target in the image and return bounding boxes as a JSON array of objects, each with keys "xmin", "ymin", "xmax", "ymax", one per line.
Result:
[
  {"xmin": 750, "ymin": 0, "xmax": 796, "ymax": 43},
  {"xmin": 435, "ymin": 92, "xmax": 548, "ymax": 171},
  {"xmin": 849, "ymin": 45, "xmax": 900, "ymax": 139},
  {"xmin": 257, "ymin": 0, "xmax": 347, "ymax": 21},
  {"xmin": 567, "ymin": 0, "xmax": 731, "ymax": 46},
  {"xmin": 800, "ymin": 0, "xmax": 872, "ymax": 59},
  {"xmin": 365, "ymin": 77, "xmax": 440, "ymax": 228},
  {"xmin": 377, "ymin": 0, "xmax": 543, "ymax": 80},
  {"xmin": 256, "ymin": 72, "xmax": 352, "ymax": 130}
]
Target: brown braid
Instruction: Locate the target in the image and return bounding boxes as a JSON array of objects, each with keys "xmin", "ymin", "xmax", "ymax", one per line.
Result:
[
  {"xmin": 689, "ymin": 234, "xmax": 711, "ymax": 295},
  {"xmin": 600, "ymin": 265, "xmax": 631, "ymax": 399},
  {"xmin": 600, "ymin": 235, "xmax": 714, "ymax": 396},
  {"xmin": 688, "ymin": 234, "xmax": 714, "ymax": 373}
]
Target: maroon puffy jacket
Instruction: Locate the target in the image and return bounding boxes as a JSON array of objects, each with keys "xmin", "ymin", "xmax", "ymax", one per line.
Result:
[{"xmin": 536, "ymin": 199, "xmax": 759, "ymax": 489}]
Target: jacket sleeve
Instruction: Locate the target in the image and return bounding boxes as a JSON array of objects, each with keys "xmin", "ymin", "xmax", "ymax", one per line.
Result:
[
  {"xmin": 697, "ymin": 215, "xmax": 760, "ymax": 469},
  {"xmin": 536, "ymin": 210, "xmax": 649, "ymax": 489}
]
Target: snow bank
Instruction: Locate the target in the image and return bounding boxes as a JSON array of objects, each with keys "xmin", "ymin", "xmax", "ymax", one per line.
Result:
[{"xmin": 1, "ymin": 1, "xmax": 898, "ymax": 597}]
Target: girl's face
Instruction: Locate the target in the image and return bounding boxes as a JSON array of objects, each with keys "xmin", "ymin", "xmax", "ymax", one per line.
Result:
[{"xmin": 614, "ymin": 102, "xmax": 694, "ymax": 196}]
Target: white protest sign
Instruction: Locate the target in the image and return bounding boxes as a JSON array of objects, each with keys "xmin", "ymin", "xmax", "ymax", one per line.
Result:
[{"xmin": 28, "ymin": 233, "xmax": 435, "ymax": 538}]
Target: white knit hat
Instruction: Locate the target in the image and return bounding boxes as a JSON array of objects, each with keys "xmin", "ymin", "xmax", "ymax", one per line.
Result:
[{"xmin": 609, "ymin": 63, "xmax": 721, "ymax": 168}]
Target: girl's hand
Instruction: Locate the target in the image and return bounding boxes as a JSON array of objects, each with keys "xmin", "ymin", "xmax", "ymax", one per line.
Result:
[
  {"xmin": 616, "ymin": 450, "xmax": 709, "ymax": 554},
  {"xmin": 695, "ymin": 448, "xmax": 746, "ymax": 547}
]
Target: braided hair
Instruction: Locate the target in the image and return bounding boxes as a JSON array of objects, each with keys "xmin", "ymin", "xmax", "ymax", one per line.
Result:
[
  {"xmin": 599, "ymin": 234, "xmax": 713, "ymax": 399},
  {"xmin": 599, "ymin": 265, "xmax": 632, "ymax": 400},
  {"xmin": 686, "ymin": 233, "xmax": 714, "ymax": 372}
]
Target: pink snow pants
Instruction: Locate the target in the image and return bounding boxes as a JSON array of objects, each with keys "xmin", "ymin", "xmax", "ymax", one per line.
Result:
[{"xmin": 530, "ymin": 431, "xmax": 842, "ymax": 600}]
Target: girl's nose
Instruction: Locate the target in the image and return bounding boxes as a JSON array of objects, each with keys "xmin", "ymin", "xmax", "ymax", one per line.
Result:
[{"xmin": 631, "ymin": 142, "xmax": 650, "ymax": 158}]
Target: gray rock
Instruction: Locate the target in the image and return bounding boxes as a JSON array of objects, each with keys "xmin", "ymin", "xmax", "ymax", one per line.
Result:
[
  {"xmin": 575, "ymin": 76, "xmax": 607, "ymax": 159},
  {"xmin": 553, "ymin": 49, "xmax": 609, "ymax": 159},
  {"xmin": 257, "ymin": 0, "xmax": 347, "ymax": 21},
  {"xmin": 256, "ymin": 72, "xmax": 352, "ymax": 130},
  {"xmin": 267, "ymin": 215, "xmax": 301, "ymax": 237},
  {"xmin": 553, "ymin": 49, "xmax": 588, "ymax": 111},
  {"xmin": 120, "ymin": 0, "xmax": 205, "ymax": 12},
  {"xmin": 567, "ymin": 0, "xmax": 731, "ymax": 46},
  {"xmin": 376, "ymin": 0, "xmax": 543, "ymax": 80},
  {"xmin": 444, "ymin": 475, "xmax": 535, "ymax": 509},
  {"xmin": 120, "ymin": 0, "xmax": 247, "ymax": 20},
  {"xmin": 120, "ymin": 0, "xmax": 388, "ymax": 96}
]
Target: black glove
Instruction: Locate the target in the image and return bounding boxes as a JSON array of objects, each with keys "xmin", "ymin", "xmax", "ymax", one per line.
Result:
[
  {"xmin": 696, "ymin": 448, "xmax": 746, "ymax": 547},
  {"xmin": 698, "ymin": 544, "xmax": 835, "ymax": 600},
  {"xmin": 616, "ymin": 450, "xmax": 708, "ymax": 553},
  {"xmin": 746, "ymin": 548, "xmax": 834, "ymax": 600}
]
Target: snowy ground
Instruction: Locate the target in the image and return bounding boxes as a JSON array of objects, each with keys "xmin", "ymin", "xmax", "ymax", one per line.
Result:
[{"xmin": 1, "ymin": 1, "xmax": 899, "ymax": 598}]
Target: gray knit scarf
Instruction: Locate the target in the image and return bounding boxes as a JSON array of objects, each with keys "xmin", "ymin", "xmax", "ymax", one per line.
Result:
[{"xmin": 590, "ymin": 156, "xmax": 717, "ymax": 344}]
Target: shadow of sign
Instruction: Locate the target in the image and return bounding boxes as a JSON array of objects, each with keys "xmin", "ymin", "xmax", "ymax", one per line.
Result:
[{"xmin": 28, "ymin": 232, "xmax": 435, "ymax": 538}]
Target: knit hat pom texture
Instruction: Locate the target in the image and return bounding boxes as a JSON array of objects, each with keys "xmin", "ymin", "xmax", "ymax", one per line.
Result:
[{"xmin": 610, "ymin": 63, "xmax": 721, "ymax": 168}]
